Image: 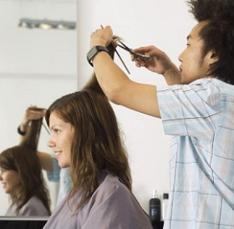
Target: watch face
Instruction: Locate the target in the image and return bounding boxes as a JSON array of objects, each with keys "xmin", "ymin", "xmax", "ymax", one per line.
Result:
[
  {"xmin": 87, "ymin": 46, "xmax": 109, "ymax": 66},
  {"xmin": 88, "ymin": 47, "xmax": 98, "ymax": 59}
]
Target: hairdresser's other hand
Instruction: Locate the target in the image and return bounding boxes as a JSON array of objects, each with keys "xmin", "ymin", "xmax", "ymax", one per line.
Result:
[
  {"xmin": 132, "ymin": 45, "xmax": 179, "ymax": 76},
  {"xmin": 21, "ymin": 107, "xmax": 46, "ymax": 128},
  {"xmin": 90, "ymin": 25, "xmax": 113, "ymax": 48}
]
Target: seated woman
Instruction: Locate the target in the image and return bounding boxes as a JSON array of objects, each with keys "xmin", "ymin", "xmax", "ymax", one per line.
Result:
[
  {"xmin": 0, "ymin": 145, "xmax": 51, "ymax": 216},
  {"xmin": 43, "ymin": 83, "xmax": 153, "ymax": 228}
]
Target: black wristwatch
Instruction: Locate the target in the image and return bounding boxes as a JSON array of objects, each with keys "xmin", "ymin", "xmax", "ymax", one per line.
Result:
[
  {"xmin": 87, "ymin": 46, "xmax": 110, "ymax": 66},
  {"xmin": 17, "ymin": 125, "xmax": 26, "ymax": 136}
]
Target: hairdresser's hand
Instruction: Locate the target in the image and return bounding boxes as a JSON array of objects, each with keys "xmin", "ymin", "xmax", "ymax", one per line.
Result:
[
  {"xmin": 132, "ymin": 45, "xmax": 181, "ymax": 84},
  {"xmin": 20, "ymin": 107, "xmax": 46, "ymax": 130},
  {"xmin": 90, "ymin": 25, "xmax": 113, "ymax": 48},
  {"xmin": 132, "ymin": 45, "xmax": 178, "ymax": 73}
]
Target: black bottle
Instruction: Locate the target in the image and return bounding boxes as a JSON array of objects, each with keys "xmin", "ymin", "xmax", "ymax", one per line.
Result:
[{"xmin": 149, "ymin": 190, "xmax": 161, "ymax": 224}]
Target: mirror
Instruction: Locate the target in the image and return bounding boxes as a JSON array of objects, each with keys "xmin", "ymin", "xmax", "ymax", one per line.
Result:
[{"xmin": 0, "ymin": 0, "xmax": 77, "ymax": 217}]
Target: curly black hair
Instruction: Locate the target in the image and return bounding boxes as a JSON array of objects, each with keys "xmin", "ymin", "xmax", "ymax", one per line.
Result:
[{"xmin": 187, "ymin": 0, "xmax": 234, "ymax": 84}]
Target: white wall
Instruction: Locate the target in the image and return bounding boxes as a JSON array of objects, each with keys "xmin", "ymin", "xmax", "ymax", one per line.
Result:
[{"xmin": 77, "ymin": 0, "xmax": 196, "ymax": 211}]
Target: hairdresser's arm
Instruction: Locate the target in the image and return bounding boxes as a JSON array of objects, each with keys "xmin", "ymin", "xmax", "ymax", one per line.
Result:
[
  {"xmin": 37, "ymin": 152, "xmax": 53, "ymax": 171},
  {"xmin": 91, "ymin": 26, "xmax": 160, "ymax": 118}
]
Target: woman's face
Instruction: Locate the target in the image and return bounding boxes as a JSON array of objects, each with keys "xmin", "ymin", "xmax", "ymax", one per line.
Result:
[
  {"xmin": 48, "ymin": 112, "xmax": 74, "ymax": 168},
  {"xmin": 0, "ymin": 168, "xmax": 21, "ymax": 194}
]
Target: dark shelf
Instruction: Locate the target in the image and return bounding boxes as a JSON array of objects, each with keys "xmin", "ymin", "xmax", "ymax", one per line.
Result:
[{"xmin": 0, "ymin": 220, "xmax": 47, "ymax": 229}]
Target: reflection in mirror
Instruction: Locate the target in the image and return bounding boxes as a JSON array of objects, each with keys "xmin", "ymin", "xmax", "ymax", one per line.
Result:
[
  {"xmin": 0, "ymin": 0, "xmax": 77, "ymax": 216},
  {"xmin": 0, "ymin": 145, "xmax": 51, "ymax": 216},
  {"xmin": 0, "ymin": 115, "xmax": 51, "ymax": 217}
]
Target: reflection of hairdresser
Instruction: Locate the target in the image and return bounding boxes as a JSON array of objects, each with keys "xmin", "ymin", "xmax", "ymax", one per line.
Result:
[
  {"xmin": 43, "ymin": 80, "xmax": 153, "ymax": 229},
  {"xmin": 0, "ymin": 145, "xmax": 51, "ymax": 216},
  {"xmin": 17, "ymin": 107, "xmax": 72, "ymax": 204}
]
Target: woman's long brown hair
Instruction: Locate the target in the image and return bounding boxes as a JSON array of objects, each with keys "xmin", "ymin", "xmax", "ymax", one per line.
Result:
[
  {"xmin": 0, "ymin": 145, "xmax": 51, "ymax": 215},
  {"xmin": 45, "ymin": 84, "xmax": 131, "ymax": 211}
]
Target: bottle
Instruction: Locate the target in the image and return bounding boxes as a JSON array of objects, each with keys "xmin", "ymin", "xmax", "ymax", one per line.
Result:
[
  {"xmin": 162, "ymin": 193, "xmax": 169, "ymax": 220},
  {"xmin": 149, "ymin": 190, "xmax": 161, "ymax": 224}
]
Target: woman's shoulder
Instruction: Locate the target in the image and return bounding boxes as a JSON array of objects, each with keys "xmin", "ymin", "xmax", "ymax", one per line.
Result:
[
  {"xmin": 84, "ymin": 173, "xmax": 153, "ymax": 229},
  {"xmin": 20, "ymin": 196, "xmax": 50, "ymax": 216},
  {"xmin": 96, "ymin": 173, "xmax": 129, "ymax": 196},
  {"xmin": 89, "ymin": 172, "xmax": 134, "ymax": 209}
]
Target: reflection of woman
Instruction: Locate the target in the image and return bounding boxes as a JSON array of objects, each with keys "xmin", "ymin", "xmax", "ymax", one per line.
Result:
[
  {"xmin": 0, "ymin": 145, "xmax": 51, "ymax": 216},
  {"xmin": 18, "ymin": 106, "xmax": 72, "ymax": 204},
  {"xmin": 43, "ymin": 88, "xmax": 153, "ymax": 228}
]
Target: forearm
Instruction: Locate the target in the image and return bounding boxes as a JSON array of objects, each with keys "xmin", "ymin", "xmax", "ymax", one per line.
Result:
[
  {"xmin": 18, "ymin": 119, "xmax": 30, "ymax": 136},
  {"xmin": 18, "ymin": 122, "xmax": 29, "ymax": 143},
  {"xmin": 37, "ymin": 152, "xmax": 53, "ymax": 171},
  {"xmin": 93, "ymin": 52, "xmax": 131, "ymax": 102}
]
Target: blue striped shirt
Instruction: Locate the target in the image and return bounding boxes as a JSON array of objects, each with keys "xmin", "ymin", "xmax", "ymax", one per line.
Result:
[
  {"xmin": 157, "ymin": 78, "xmax": 234, "ymax": 228},
  {"xmin": 47, "ymin": 157, "xmax": 72, "ymax": 204}
]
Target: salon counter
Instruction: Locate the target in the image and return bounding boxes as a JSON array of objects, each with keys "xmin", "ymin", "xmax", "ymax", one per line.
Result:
[
  {"xmin": 0, "ymin": 217, "xmax": 163, "ymax": 229},
  {"xmin": 0, "ymin": 217, "xmax": 47, "ymax": 229}
]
